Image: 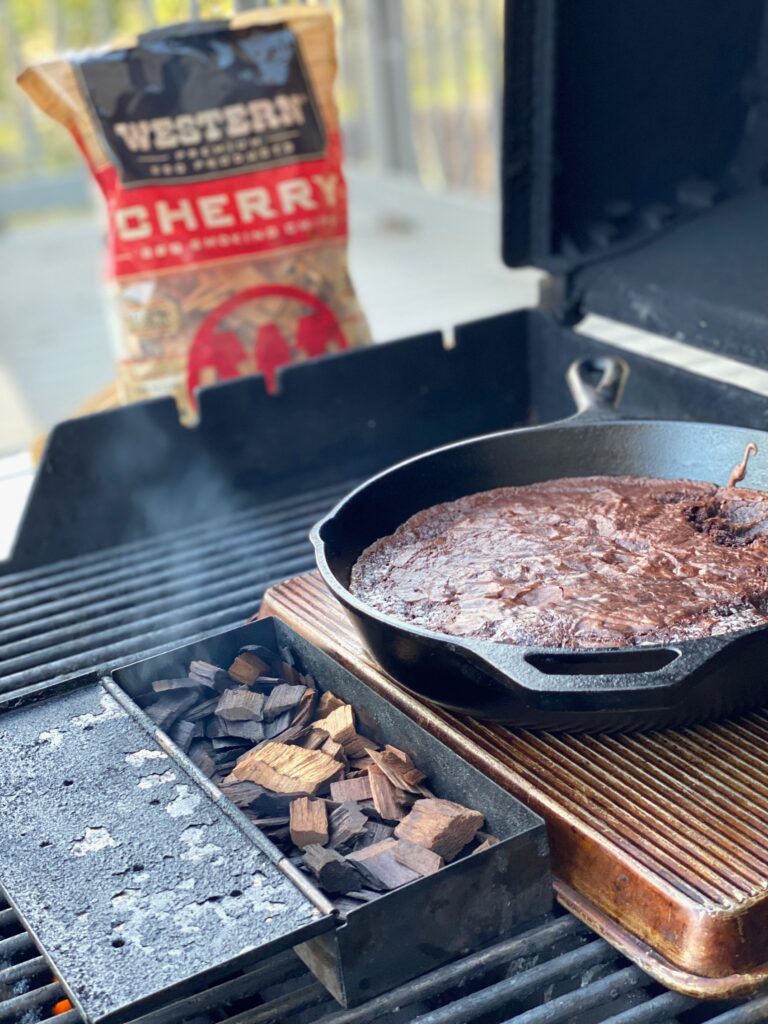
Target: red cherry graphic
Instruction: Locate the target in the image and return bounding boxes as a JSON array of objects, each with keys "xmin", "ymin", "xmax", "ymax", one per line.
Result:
[
  {"xmin": 254, "ymin": 322, "xmax": 292, "ymax": 393},
  {"xmin": 187, "ymin": 329, "xmax": 248, "ymax": 401},
  {"xmin": 296, "ymin": 304, "xmax": 346, "ymax": 358},
  {"xmin": 188, "ymin": 285, "xmax": 347, "ymax": 406}
]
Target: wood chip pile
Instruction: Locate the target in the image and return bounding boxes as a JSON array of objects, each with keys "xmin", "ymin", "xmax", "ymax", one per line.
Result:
[{"xmin": 143, "ymin": 644, "xmax": 497, "ymax": 914}]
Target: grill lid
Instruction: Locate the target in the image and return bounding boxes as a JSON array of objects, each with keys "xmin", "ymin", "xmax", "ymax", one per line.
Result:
[
  {"xmin": 502, "ymin": 0, "xmax": 768, "ymax": 364},
  {"xmin": 0, "ymin": 681, "xmax": 333, "ymax": 1024}
]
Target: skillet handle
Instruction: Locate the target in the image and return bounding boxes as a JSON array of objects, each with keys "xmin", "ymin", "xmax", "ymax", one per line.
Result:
[
  {"xmin": 459, "ymin": 630, "xmax": 758, "ymax": 713},
  {"xmin": 567, "ymin": 356, "xmax": 630, "ymax": 422}
]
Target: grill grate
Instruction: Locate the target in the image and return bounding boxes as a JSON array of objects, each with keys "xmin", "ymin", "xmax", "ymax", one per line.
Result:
[
  {"xmin": 0, "ymin": 479, "xmax": 356, "ymax": 697},
  {"xmin": 3, "ymin": 894, "xmax": 768, "ymax": 1024}
]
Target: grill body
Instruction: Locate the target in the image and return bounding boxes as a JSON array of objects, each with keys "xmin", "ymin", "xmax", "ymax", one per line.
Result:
[{"xmin": 3, "ymin": 314, "xmax": 768, "ymax": 1017}]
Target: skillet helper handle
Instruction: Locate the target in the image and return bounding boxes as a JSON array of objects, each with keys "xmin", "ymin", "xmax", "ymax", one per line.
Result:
[
  {"xmin": 567, "ymin": 356, "xmax": 630, "ymax": 422},
  {"xmin": 460, "ymin": 631, "xmax": 746, "ymax": 712}
]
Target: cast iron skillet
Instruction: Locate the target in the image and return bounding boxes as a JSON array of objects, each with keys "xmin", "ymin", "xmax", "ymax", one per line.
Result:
[{"xmin": 311, "ymin": 357, "xmax": 768, "ymax": 731}]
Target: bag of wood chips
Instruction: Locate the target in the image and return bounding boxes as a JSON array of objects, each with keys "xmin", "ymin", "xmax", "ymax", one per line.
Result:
[{"xmin": 19, "ymin": 8, "xmax": 370, "ymax": 421}]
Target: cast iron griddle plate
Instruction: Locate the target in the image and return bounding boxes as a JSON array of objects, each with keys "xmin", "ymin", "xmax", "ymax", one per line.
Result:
[
  {"xmin": 0, "ymin": 684, "xmax": 327, "ymax": 1024},
  {"xmin": 261, "ymin": 571, "xmax": 768, "ymax": 999}
]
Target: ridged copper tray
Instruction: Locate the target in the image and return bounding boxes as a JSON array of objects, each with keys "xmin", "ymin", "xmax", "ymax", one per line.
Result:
[{"xmin": 261, "ymin": 572, "xmax": 768, "ymax": 1000}]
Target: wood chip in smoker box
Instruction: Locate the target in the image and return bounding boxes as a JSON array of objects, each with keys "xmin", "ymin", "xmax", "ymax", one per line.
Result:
[
  {"xmin": 152, "ymin": 678, "xmax": 200, "ymax": 694},
  {"xmin": 393, "ymin": 839, "xmax": 444, "ymax": 876},
  {"xmin": 263, "ymin": 684, "xmax": 307, "ymax": 721},
  {"xmin": 263, "ymin": 712, "xmax": 293, "ymax": 739},
  {"xmin": 144, "ymin": 691, "xmax": 199, "ymax": 731},
  {"xmin": 330, "ymin": 775, "xmax": 372, "ymax": 804},
  {"xmin": 229, "ymin": 741, "xmax": 342, "ymax": 795},
  {"xmin": 188, "ymin": 738, "xmax": 216, "ymax": 778},
  {"xmin": 188, "ymin": 661, "xmax": 232, "ymax": 690},
  {"xmin": 291, "ymin": 687, "xmax": 319, "ymax": 729},
  {"xmin": 219, "ymin": 781, "xmax": 302, "ymax": 815},
  {"xmin": 168, "ymin": 718, "xmax": 198, "ymax": 753},
  {"xmin": 395, "ymin": 799, "xmax": 484, "ymax": 861},
  {"xmin": 296, "ymin": 728, "xmax": 329, "ymax": 751},
  {"xmin": 368, "ymin": 765, "xmax": 408, "ymax": 822},
  {"xmin": 302, "ymin": 845, "xmax": 360, "ymax": 895},
  {"xmin": 265, "ymin": 722, "xmax": 309, "ymax": 746},
  {"xmin": 249, "ymin": 816, "xmax": 290, "ymax": 831},
  {"xmin": 354, "ymin": 821, "xmax": 394, "ymax": 850},
  {"xmin": 315, "ymin": 704, "xmax": 356, "ymax": 746},
  {"xmin": 473, "ymin": 835, "xmax": 500, "ymax": 855},
  {"xmin": 280, "ymin": 661, "xmax": 301, "ymax": 685},
  {"xmin": 260, "ymin": 825, "xmax": 292, "ymax": 849},
  {"xmin": 205, "ymin": 718, "xmax": 227, "ymax": 739},
  {"xmin": 252, "ymin": 676, "xmax": 282, "ymax": 689},
  {"xmin": 218, "ymin": 780, "xmax": 263, "ymax": 808},
  {"xmin": 290, "ymin": 797, "xmax": 329, "ymax": 848},
  {"xmin": 346, "ymin": 840, "xmax": 420, "ymax": 892},
  {"xmin": 317, "ymin": 704, "xmax": 375, "ymax": 758},
  {"xmin": 321, "ymin": 737, "xmax": 346, "ymax": 762},
  {"xmin": 315, "ymin": 691, "xmax": 345, "ymax": 720},
  {"xmin": 328, "ymin": 801, "xmax": 368, "ymax": 852},
  {"xmin": 368, "ymin": 747, "xmax": 426, "ymax": 793},
  {"xmin": 212, "ymin": 736, "xmax": 250, "ymax": 751},
  {"xmin": 141, "ymin": 646, "xmax": 496, "ymax": 916},
  {"xmin": 185, "ymin": 696, "xmax": 221, "ymax": 722},
  {"xmin": 240, "ymin": 645, "xmax": 279, "ymax": 668},
  {"xmin": 221, "ymin": 719, "xmax": 265, "ymax": 743},
  {"xmin": 355, "ymin": 800, "xmax": 381, "ymax": 820},
  {"xmin": 216, "ymin": 688, "xmax": 266, "ymax": 722},
  {"xmin": 349, "ymin": 754, "xmax": 376, "ymax": 769},
  {"xmin": 344, "ymin": 736, "xmax": 378, "ymax": 760},
  {"xmin": 228, "ymin": 651, "xmax": 271, "ymax": 685}
]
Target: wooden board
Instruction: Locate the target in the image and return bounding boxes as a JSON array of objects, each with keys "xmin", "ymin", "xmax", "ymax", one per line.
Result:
[{"xmin": 260, "ymin": 571, "xmax": 768, "ymax": 999}]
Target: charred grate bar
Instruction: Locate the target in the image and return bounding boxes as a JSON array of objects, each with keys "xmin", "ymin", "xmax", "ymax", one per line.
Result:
[
  {"xmin": 1, "ymin": 895, "xmax": 766, "ymax": 1024},
  {"xmin": 0, "ymin": 479, "xmax": 357, "ymax": 697}
]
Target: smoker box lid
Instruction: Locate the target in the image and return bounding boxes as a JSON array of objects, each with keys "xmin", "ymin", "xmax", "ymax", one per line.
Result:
[
  {"xmin": 0, "ymin": 680, "xmax": 334, "ymax": 1024},
  {"xmin": 502, "ymin": 0, "xmax": 768, "ymax": 362}
]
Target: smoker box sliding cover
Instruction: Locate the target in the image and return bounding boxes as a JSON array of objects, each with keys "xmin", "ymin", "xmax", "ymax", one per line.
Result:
[
  {"xmin": 0, "ymin": 618, "xmax": 550, "ymax": 1019},
  {"xmin": 0, "ymin": 667, "xmax": 331, "ymax": 1023}
]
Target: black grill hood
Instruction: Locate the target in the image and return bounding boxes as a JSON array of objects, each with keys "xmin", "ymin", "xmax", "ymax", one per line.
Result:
[{"xmin": 502, "ymin": 0, "xmax": 768, "ymax": 365}]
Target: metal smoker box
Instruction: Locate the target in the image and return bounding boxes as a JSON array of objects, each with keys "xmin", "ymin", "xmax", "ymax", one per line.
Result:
[
  {"xmin": 0, "ymin": 622, "xmax": 550, "ymax": 1019},
  {"xmin": 111, "ymin": 617, "xmax": 551, "ymax": 1008}
]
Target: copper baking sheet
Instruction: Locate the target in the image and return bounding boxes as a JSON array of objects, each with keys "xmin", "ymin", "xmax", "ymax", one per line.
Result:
[{"xmin": 260, "ymin": 572, "xmax": 768, "ymax": 999}]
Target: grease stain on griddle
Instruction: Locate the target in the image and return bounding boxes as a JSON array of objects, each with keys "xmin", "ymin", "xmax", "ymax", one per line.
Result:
[
  {"xmin": 71, "ymin": 828, "xmax": 119, "ymax": 857},
  {"xmin": 0, "ymin": 683, "xmax": 323, "ymax": 1024},
  {"xmin": 164, "ymin": 785, "xmax": 202, "ymax": 818},
  {"xmin": 125, "ymin": 749, "xmax": 168, "ymax": 767},
  {"xmin": 38, "ymin": 728, "xmax": 64, "ymax": 749},
  {"xmin": 137, "ymin": 770, "xmax": 177, "ymax": 790}
]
